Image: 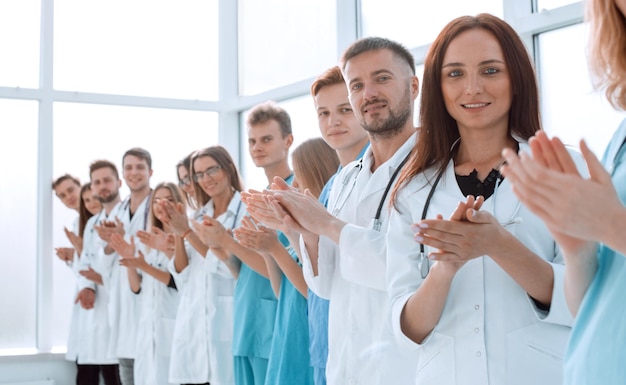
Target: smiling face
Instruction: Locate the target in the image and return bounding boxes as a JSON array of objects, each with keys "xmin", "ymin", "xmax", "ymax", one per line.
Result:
[
  {"xmin": 441, "ymin": 28, "xmax": 512, "ymax": 136},
  {"xmin": 315, "ymin": 83, "xmax": 368, "ymax": 154},
  {"xmin": 247, "ymin": 119, "xmax": 293, "ymax": 169},
  {"xmin": 54, "ymin": 178, "xmax": 81, "ymax": 211},
  {"xmin": 343, "ymin": 48, "xmax": 417, "ymax": 138},
  {"xmin": 152, "ymin": 186, "xmax": 175, "ymax": 223},
  {"xmin": 177, "ymin": 164, "xmax": 194, "ymax": 197},
  {"xmin": 91, "ymin": 167, "xmax": 121, "ymax": 204},
  {"xmin": 81, "ymin": 187, "xmax": 102, "ymax": 215},
  {"xmin": 193, "ymin": 155, "xmax": 230, "ymax": 200},
  {"xmin": 122, "ymin": 154, "xmax": 152, "ymax": 193}
]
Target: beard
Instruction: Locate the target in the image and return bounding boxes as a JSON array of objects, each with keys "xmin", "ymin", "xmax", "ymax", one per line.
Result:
[
  {"xmin": 96, "ymin": 189, "xmax": 119, "ymax": 204},
  {"xmin": 359, "ymin": 86, "xmax": 412, "ymax": 139}
]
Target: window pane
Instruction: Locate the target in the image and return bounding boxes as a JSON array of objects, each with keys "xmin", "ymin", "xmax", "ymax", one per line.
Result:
[
  {"xmin": 54, "ymin": 0, "xmax": 218, "ymax": 100},
  {"xmin": 536, "ymin": 0, "xmax": 579, "ymax": 11},
  {"xmin": 0, "ymin": 100, "xmax": 38, "ymax": 350},
  {"xmin": 241, "ymin": 96, "xmax": 322, "ymax": 190},
  {"xmin": 538, "ymin": 23, "xmax": 624, "ymax": 157},
  {"xmin": 238, "ymin": 0, "xmax": 337, "ymax": 95},
  {"xmin": 51, "ymin": 103, "xmax": 218, "ymax": 347},
  {"xmin": 0, "ymin": 0, "xmax": 40, "ymax": 88},
  {"xmin": 361, "ymin": 0, "xmax": 503, "ymax": 49}
]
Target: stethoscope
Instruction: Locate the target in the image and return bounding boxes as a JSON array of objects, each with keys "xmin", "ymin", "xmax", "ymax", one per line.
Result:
[
  {"xmin": 417, "ymin": 139, "xmax": 523, "ymax": 278},
  {"xmin": 330, "ymin": 152, "xmax": 411, "ymax": 232},
  {"xmin": 121, "ymin": 190, "xmax": 152, "ymax": 231}
]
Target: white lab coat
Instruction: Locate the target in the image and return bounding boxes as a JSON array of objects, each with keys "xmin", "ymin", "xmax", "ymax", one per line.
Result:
[
  {"xmin": 299, "ymin": 134, "xmax": 419, "ymax": 385},
  {"xmin": 104, "ymin": 194, "xmax": 151, "ymax": 360},
  {"xmin": 133, "ymin": 246, "xmax": 180, "ymax": 385},
  {"xmin": 65, "ymin": 217, "xmax": 81, "ymax": 362},
  {"xmin": 168, "ymin": 192, "xmax": 243, "ymax": 385},
  {"xmin": 71, "ymin": 210, "xmax": 119, "ymax": 364},
  {"xmin": 386, "ymin": 143, "xmax": 584, "ymax": 385}
]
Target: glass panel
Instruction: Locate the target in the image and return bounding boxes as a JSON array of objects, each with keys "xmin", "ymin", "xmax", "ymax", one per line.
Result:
[
  {"xmin": 0, "ymin": 0, "xmax": 40, "ymax": 88},
  {"xmin": 0, "ymin": 100, "xmax": 38, "ymax": 350},
  {"xmin": 536, "ymin": 0, "xmax": 579, "ymax": 11},
  {"xmin": 361, "ymin": 0, "xmax": 503, "ymax": 49},
  {"xmin": 238, "ymin": 0, "xmax": 337, "ymax": 95},
  {"xmin": 241, "ymin": 95, "xmax": 323, "ymax": 190},
  {"xmin": 54, "ymin": 0, "xmax": 218, "ymax": 100},
  {"xmin": 538, "ymin": 23, "xmax": 624, "ymax": 157},
  {"xmin": 51, "ymin": 103, "xmax": 218, "ymax": 347}
]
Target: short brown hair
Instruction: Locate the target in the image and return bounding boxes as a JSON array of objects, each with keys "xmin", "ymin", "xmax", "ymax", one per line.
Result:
[
  {"xmin": 89, "ymin": 159, "xmax": 119, "ymax": 180},
  {"xmin": 246, "ymin": 101, "xmax": 292, "ymax": 137},
  {"xmin": 52, "ymin": 174, "xmax": 80, "ymax": 190},
  {"xmin": 339, "ymin": 37, "xmax": 416, "ymax": 75},
  {"xmin": 123, "ymin": 147, "xmax": 152, "ymax": 169},
  {"xmin": 311, "ymin": 66, "xmax": 345, "ymax": 97}
]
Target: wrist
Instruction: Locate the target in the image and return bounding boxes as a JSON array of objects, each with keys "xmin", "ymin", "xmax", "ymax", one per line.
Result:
[{"xmin": 181, "ymin": 228, "xmax": 193, "ymax": 240}]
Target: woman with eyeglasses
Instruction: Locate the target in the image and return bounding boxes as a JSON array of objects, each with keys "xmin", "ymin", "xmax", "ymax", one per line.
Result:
[
  {"xmin": 386, "ymin": 14, "xmax": 586, "ymax": 385},
  {"xmin": 161, "ymin": 146, "xmax": 245, "ymax": 385}
]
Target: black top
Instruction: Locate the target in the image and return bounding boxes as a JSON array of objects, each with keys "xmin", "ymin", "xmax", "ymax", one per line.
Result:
[{"xmin": 455, "ymin": 168, "xmax": 504, "ymax": 200}]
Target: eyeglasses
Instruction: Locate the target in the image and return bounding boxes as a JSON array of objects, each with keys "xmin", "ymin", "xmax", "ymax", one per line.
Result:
[
  {"xmin": 178, "ymin": 176, "xmax": 191, "ymax": 187},
  {"xmin": 193, "ymin": 165, "xmax": 222, "ymax": 182}
]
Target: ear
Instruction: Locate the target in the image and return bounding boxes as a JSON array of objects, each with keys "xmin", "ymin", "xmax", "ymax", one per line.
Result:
[
  {"xmin": 411, "ymin": 75, "xmax": 419, "ymax": 101},
  {"xmin": 285, "ymin": 133, "xmax": 294, "ymax": 149},
  {"xmin": 149, "ymin": 169, "xmax": 154, "ymax": 178}
]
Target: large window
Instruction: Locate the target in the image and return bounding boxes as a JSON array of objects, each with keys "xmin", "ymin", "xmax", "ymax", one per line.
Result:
[
  {"xmin": 0, "ymin": 100, "xmax": 39, "ymax": 351},
  {"xmin": 238, "ymin": 0, "xmax": 337, "ymax": 96},
  {"xmin": 361, "ymin": 0, "xmax": 503, "ymax": 50},
  {"xmin": 54, "ymin": 0, "xmax": 219, "ymax": 100},
  {"xmin": 0, "ymin": 0, "xmax": 40, "ymax": 88},
  {"xmin": 537, "ymin": 23, "xmax": 625, "ymax": 156}
]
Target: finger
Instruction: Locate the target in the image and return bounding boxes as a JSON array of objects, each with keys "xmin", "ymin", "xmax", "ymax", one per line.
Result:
[
  {"xmin": 271, "ymin": 177, "xmax": 291, "ymax": 191},
  {"xmin": 580, "ymin": 139, "xmax": 612, "ymax": 185},
  {"xmin": 528, "ymin": 132, "xmax": 554, "ymax": 169},
  {"xmin": 541, "ymin": 136, "xmax": 577, "ymax": 175},
  {"xmin": 465, "ymin": 209, "xmax": 495, "ymax": 225}
]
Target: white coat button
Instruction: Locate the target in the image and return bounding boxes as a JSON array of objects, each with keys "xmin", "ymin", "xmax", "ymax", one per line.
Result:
[
  {"xmin": 474, "ymin": 304, "xmax": 480, "ymax": 310},
  {"xmin": 476, "ymin": 351, "xmax": 482, "ymax": 357},
  {"xmin": 474, "ymin": 328, "xmax": 479, "ymax": 333}
]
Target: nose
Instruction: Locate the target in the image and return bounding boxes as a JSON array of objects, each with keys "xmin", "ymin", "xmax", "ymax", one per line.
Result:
[
  {"xmin": 362, "ymin": 81, "xmax": 379, "ymax": 101},
  {"xmin": 464, "ymin": 73, "xmax": 483, "ymax": 95},
  {"xmin": 326, "ymin": 112, "xmax": 341, "ymax": 127}
]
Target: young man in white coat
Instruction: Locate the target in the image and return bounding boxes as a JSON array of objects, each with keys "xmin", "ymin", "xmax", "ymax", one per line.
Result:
[
  {"xmin": 265, "ymin": 37, "xmax": 420, "ymax": 385},
  {"xmin": 103, "ymin": 148, "xmax": 154, "ymax": 385},
  {"xmin": 74, "ymin": 160, "xmax": 124, "ymax": 385}
]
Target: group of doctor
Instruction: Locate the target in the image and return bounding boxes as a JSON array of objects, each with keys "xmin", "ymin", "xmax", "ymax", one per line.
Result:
[{"xmin": 54, "ymin": 1, "xmax": 626, "ymax": 384}]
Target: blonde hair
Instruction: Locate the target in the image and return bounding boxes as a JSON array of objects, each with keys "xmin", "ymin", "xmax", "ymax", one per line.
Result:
[
  {"xmin": 292, "ymin": 138, "xmax": 339, "ymax": 198},
  {"xmin": 587, "ymin": 0, "xmax": 626, "ymax": 110}
]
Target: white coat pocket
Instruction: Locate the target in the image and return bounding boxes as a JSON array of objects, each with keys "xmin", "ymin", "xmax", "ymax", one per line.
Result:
[{"xmin": 415, "ymin": 332, "xmax": 456, "ymax": 385}]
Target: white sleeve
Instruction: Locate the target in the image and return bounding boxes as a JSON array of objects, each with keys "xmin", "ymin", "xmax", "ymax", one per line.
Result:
[
  {"xmin": 386, "ymin": 196, "xmax": 426, "ymax": 349},
  {"xmin": 300, "ymin": 234, "xmax": 336, "ymax": 299}
]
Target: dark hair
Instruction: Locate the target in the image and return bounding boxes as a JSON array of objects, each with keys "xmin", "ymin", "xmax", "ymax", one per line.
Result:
[
  {"xmin": 292, "ymin": 138, "xmax": 340, "ymax": 198},
  {"xmin": 176, "ymin": 151, "xmax": 196, "ymax": 209},
  {"xmin": 148, "ymin": 182, "xmax": 186, "ymax": 232},
  {"xmin": 246, "ymin": 101, "xmax": 292, "ymax": 137},
  {"xmin": 339, "ymin": 37, "xmax": 416, "ymax": 75},
  {"xmin": 190, "ymin": 146, "xmax": 244, "ymax": 207},
  {"xmin": 89, "ymin": 159, "xmax": 119, "ymax": 180},
  {"xmin": 393, "ymin": 13, "xmax": 541, "ymax": 204},
  {"xmin": 311, "ymin": 66, "xmax": 346, "ymax": 97},
  {"xmin": 123, "ymin": 147, "xmax": 152, "ymax": 170},
  {"xmin": 52, "ymin": 174, "xmax": 80, "ymax": 190},
  {"xmin": 78, "ymin": 183, "xmax": 96, "ymax": 238}
]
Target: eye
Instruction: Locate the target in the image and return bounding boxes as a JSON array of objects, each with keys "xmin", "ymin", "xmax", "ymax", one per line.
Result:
[
  {"xmin": 484, "ymin": 67, "xmax": 498, "ymax": 75},
  {"xmin": 318, "ymin": 111, "xmax": 329, "ymax": 118},
  {"xmin": 263, "ymin": 137, "xmax": 271, "ymax": 143},
  {"xmin": 341, "ymin": 107, "xmax": 353, "ymax": 113},
  {"xmin": 351, "ymin": 83, "xmax": 362, "ymax": 91},
  {"xmin": 377, "ymin": 75, "xmax": 390, "ymax": 82},
  {"xmin": 448, "ymin": 69, "xmax": 462, "ymax": 78}
]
